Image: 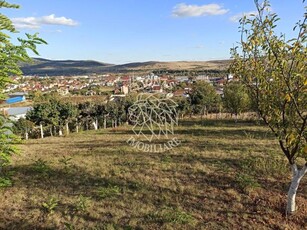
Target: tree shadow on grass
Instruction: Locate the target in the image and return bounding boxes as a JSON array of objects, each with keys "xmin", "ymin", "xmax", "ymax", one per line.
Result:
[
  {"xmin": 175, "ymin": 128, "xmax": 274, "ymax": 139},
  {"xmin": 2, "ymin": 219, "xmax": 54, "ymax": 230},
  {"xmin": 5, "ymin": 152, "xmax": 307, "ymax": 229},
  {"xmin": 8, "ymin": 120, "xmax": 306, "ymax": 229},
  {"xmin": 96, "ymin": 123, "xmax": 274, "ymax": 140},
  {"xmin": 178, "ymin": 119, "xmax": 265, "ymax": 127}
]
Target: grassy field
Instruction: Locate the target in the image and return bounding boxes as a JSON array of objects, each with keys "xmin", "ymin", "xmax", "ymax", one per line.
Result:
[{"xmin": 0, "ymin": 120, "xmax": 306, "ymax": 229}]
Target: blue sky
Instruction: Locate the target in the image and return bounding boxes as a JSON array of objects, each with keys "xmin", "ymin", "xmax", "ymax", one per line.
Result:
[{"xmin": 4, "ymin": 0, "xmax": 306, "ymax": 64}]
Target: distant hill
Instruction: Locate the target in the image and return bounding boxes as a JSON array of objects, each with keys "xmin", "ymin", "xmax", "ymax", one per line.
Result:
[
  {"xmin": 20, "ymin": 58, "xmax": 230, "ymax": 76},
  {"xmin": 20, "ymin": 58, "xmax": 114, "ymax": 76}
]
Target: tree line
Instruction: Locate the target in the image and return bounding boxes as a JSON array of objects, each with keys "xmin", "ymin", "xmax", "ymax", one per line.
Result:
[{"xmin": 13, "ymin": 81, "xmax": 253, "ymax": 139}]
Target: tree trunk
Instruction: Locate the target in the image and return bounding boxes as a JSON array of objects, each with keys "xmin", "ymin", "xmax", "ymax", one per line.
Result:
[
  {"xmin": 50, "ymin": 127, "xmax": 53, "ymax": 137},
  {"xmin": 40, "ymin": 124, "xmax": 44, "ymax": 139},
  {"xmin": 93, "ymin": 120, "xmax": 98, "ymax": 130},
  {"xmin": 59, "ymin": 128, "xmax": 63, "ymax": 136},
  {"xmin": 76, "ymin": 123, "xmax": 79, "ymax": 133},
  {"xmin": 66, "ymin": 122, "xmax": 69, "ymax": 135},
  {"xmin": 25, "ymin": 132, "xmax": 28, "ymax": 140},
  {"xmin": 286, "ymin": 164, "xmax": 307, "ymax": 215},
  {"xmin": 104, "ymin": 117, "xmax": 107, "ymax": 129}
]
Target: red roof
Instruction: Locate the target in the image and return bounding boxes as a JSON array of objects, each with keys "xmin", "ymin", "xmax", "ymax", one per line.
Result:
[
  {"xmin": 152, "ymin": 85, "xmax": 161, "ymax": 90},
  {"xmin": 121, "ymin": 76, "xmax": 130, "ymax": 81}
]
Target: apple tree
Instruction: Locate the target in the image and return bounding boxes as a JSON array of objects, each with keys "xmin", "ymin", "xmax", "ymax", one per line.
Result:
[{"xmin": 230, "ymin": 0, "xmax": 306, "ymax": 214}]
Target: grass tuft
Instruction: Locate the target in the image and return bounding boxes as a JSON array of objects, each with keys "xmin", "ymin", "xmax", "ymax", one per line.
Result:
[
  {"xmin": 32, "ymin": 158, "xmax": 50, "ymax": 175},
  {"xmin": 97, "ymin": 185, "xmax": 121, "ymax": 199},
  {"xmin": 42, "ymin": 197, "xmax": 59, "ymax": 214},
  {"xmin": 236, "ymin": 173, "xmax": 260, "ymax": 192},
  {"xmin": 147, "ymin": 207, "xmax": 195, "ymax": 225},
  {"xmin": 0, "ymin": 176, "xmax": 12, "ymax": 188}
]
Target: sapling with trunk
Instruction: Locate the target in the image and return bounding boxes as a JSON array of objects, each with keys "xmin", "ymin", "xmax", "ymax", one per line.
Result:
[
  {"xmin": 223, "ymin": 82, "xmax": 251, "ymax": 121},
  {"xmin": 230, "ymin": 0, "xmax": 306, "ymax": 214}
]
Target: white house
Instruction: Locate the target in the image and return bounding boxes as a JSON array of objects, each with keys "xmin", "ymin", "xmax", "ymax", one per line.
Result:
[{"xmin": 5, "ymin": 107, "xmax": 32, "ymax": 121}]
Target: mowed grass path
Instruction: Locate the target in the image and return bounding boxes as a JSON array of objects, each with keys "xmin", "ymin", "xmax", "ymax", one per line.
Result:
[{"xmin": 0, "ymin": 120, "xmax": 306, "ymax": 229}]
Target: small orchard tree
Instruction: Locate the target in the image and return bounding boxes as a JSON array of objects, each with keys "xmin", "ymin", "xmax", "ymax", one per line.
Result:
[
  {"xmin": 26, "ymin": 99, "xmax": 59, "ymax": 136},
  {"xmin": 57, "ymin": 101, "xmax": 78, "ymax": 135},
  {"xmin": 190, "ymin": 81, "xmax": 221, "ymax": 118},
  {"xmin": 78, "ymin": 102, "xmax": 96, "ymax": 130},
  {"xmin": 230, "ymin": 0, "xmax": 306, "ymax": 214},
  {"xmin": 223, "ymin": 82, "xmax": 251, "ymax": 120},
  {"xmin": 0, "ymin": 1, "xmax": 46, "ymax": 169},
  {"xmin": 122, "ymin": 93, "xmax": 138, "ymax": 124},
  {"xmin": 105, "ymin": 101, "xmax": 121, "ymax": 128},
  {"xmin": 175, "ymin": 97, "xmax": 192, "ymax": 119},
  {"xmin": 13, "ymin": 118, "xmax": 34, "ymax": 140}
]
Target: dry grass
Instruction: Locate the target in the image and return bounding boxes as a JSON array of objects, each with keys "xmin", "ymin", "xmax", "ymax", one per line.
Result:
[
  {"xmin": 121, "ymin": 60, "xmax": 230, "ymax": 72},
  {"xmin": 0, "ymin": 119, "xmax": 306, "ymax": 229}
]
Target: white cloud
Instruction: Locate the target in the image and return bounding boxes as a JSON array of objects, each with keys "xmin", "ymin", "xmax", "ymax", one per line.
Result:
[
  {"xmin": 229, "ymin": 11, "xmax": 257, "ymax": 23},
  {"xmin": 41, "ymin": 14, "xmax": 77, "ymax": 26},
  {"xmin": 12, "ymin": 17, "xmax": 40, "ymax": 29},
  {"xmin": 12, "ymin": 14, "xmax": 78, "ymax": 29},
  {"xmin": 172, "ymin": 3, "xmax": 229, "ymax": 18}
]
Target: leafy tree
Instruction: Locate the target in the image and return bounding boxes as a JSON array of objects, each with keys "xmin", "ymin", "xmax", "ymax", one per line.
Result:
[
  {"xmin": 190, "ymin": 81, "xmax": 221, "ymax": 118},
  {"xmin": 90, "ymin": 102, "xmax": 106, "ymax": 130},
  {"xmin": 105, "ymin": 101, "xmax": 122, "ymax": 128},
  {"xmin": 230, "ymin": 0, "xmax": 306, "ymax": 214},
  {"xmin": 27, "ymin": 98, "xmax": 59, "ymax": 128},
  {"xmin": 0, "ymin": 114, "xmax": 17, "ymax": 173},
  {"xmin": 223, "ymin": 82, "xmax": 251, "ymax": 120},
  {"xmin": 27, "ymin": 93, "xmax": 77, "ymax": 135},
  {"xmin": 175, "ymin": 97, "xmax": 192, "ymax": 119},
  {"xmin": 13, "ymin": 118, "xmax": 34, "ymax": 139},
  {"xmin": 121, "ymin": 94, "xmax": 138, "ymax": 124},
  {"xmin": 57, "ymin": 101, "xmax": 78, "ymax": 135},
  {"xmin": 78, "ymin": 102, "xmax": 98, "ymax": 130},
  {"xmin": 0, "ymin": 1, "xmax": 46, "ymax": 170}
]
